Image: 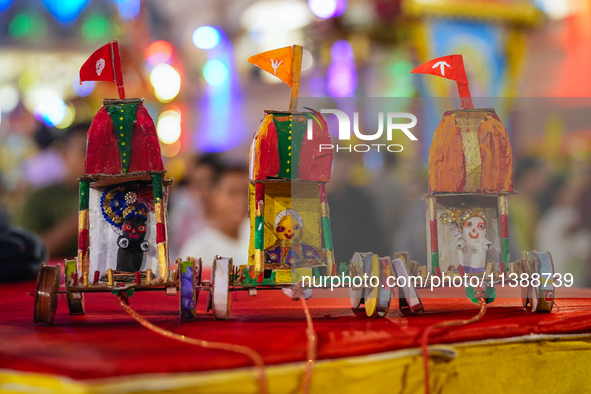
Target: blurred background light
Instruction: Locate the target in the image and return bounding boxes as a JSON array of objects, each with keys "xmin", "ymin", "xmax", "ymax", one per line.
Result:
[
  {"xmin": 302, "ymin": 49, "xmax": 314, "ymax": 71},
  {"xmin": 0, "ymin": 85, "xmax": 19, "ymax": 113},
  {"xmin": 43, "ymin": 0, "xmax": 89, "ymax": 24},
  {"xmin": 56, "ymin": 104, "xmax": 76, "ymax": 129},
  {"xmin": 0, "ymin": 0, "xmax": 13, "ymax": 12},
  {"xmin": 145, "ymin": 40, "xmax": 173, "ymax": 65},
  {"xmin": 150, "ymin": 64, "xmax": 181, "ymax": 102},
  {"xmin": 535, "ymin": 0, "xmax": 572, "ymax": 20},
  {"xmin": 192, "ymin": 26, "xmax": 220, "ymax": 49},
  {"xmin": 308, "ymin": 0, "xmax": 346, "ymax": 19},
  {"xmin": 73, "ymin": 75, "xmax": 95, "ymax": 97},
  {"xmin": 241, "ymin": 0, "xmax": 311, "ymax": 33},
  {"xmin": 327, "ymin": 40, "xmax": 357, "ymax": 96},
  {"xmin": 160, "ymin": 139, "xmax": 181, "ymax": 157},
  {"xmin": 202, "ymin": 59, "xmax": 229, "ymax": 86},
  {"xmin": 112, "ymin": 0, "xmax": 140, "ymax": 20},
  {"xmin": 9, "ymin": 13, "xmax": 30, "ymax": 37},
  {"xmin": 82, "ymin": 14, "xmax": 108, "ymax": 42},
  {"xmin": 157, "ymin": 109, "xmax": 182, "ymax": 144},
  {"xmin": 34, "ymin": 96, "xmax": 66, "ymax": 127}
]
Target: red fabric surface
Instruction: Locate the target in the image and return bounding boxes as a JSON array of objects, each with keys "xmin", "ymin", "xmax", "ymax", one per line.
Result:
[
  {"xmin": 1, "ymin": 272, "xmax": 591, "ymax": 380},
  {"xmin": 85, "ymin": 104, "xmax": 164, "ymax": 175}
]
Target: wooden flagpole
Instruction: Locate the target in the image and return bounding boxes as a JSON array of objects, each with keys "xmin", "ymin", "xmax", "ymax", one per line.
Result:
[
  {"xmin": 111, "ymin": 40, "xmax": 126, "ymax": 99},
  {"xmin": 289, "ymin": 45, "xmax": 303, "ymax": 112}
]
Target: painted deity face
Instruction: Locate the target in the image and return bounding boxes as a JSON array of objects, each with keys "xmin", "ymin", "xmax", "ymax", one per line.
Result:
[
  {"xmin": 276, "ymin": 215, "xmax": 301, "ymax": 241},
  {"xmin": 462, "ymin": 216, "xmax": 486, "ymax": 243},
  {"xmin": 122, "ymin": 217, "xmax": 147, "ymax": 243}
]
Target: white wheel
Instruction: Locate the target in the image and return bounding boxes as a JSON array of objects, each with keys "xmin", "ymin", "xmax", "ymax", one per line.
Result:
[
  {"xmin": 364, "ymin": 253, "xmax": 380, "ymax": 317},
  {"xmin": 375, "ymin": 257, "xmax": 392, "ymax": 317},
  {"xmin": 392, "ymin": 258, "xmax": 424, "ymax": 315},
  {"xmin": 211, "ymin": 257, "xmax": 232, "ymax": 320},
  {"xmin": 531, "ymin": 251, "xmax": 555, "ymax": 313},
  {"xmin": 349, "ymin": 287, "xmax": 364, "ymax": 309},
  {"xmin": 349, "ymin": 252, "xmax": 367, "ymax": 309}
]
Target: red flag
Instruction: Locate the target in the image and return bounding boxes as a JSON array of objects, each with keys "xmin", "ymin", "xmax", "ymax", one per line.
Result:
[
  {"xmin": 411, "ymin": 55, "xmax": 469, "ymax": 85},
  {"xmin": 80, "ymin": 42, "xmax": 115, "ymax": 83},
  {"xmin": 412, "ymin": 54, "xmax": 473, "ymax": 109}
]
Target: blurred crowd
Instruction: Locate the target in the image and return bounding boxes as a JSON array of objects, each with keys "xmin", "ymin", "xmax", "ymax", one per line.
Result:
[{"xmin": 2, "ymin": 106, "xmax": 591, "ymax": 285}]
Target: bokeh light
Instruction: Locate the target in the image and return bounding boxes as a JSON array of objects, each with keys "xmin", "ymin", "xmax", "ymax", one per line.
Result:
[
  {"xmin": 146, "ymin": 40, "xmax": 173, "ymax": 65},
  {"xmin": 309, "ymin": 0, "xmax": 341, "ymax": 18},
  {"xmin": 302, "ymin": 49, "xmax": 314, "ymax": 71},
  {"xmin": 192, "ymin": 26, "xmax": 221, "ymax": 49},
  {"xmin": 56, "ymin": 104, "xmax": 76, "ymax": 129},
  {"xmin": 0, "ymin": 0, "xmax": 13, "ymax": 12},
  {"xmin": 113, "ymin": 0, "xmax": 140, "ymax": 20},
  {"xmin": 82, "ymin": 14, "xmax": 107, "ymax": 42},
  {"xmin": 202, "ymin": 60, "xmax": 229, "ymax": 86},
  {"xmin": 150, "ymin": 64, "xmax": 181, "ymax": 102},
  {"xmin": 327, "ymin": 40, "xmax": 357, "ymax": 96},
  {"xmin": 241, "ymin": 0, "xmax": 311, "ymax": 33},
  {"xmin": 34, "ymin": 96, "xmax": 66, "ymax": 127},
  {"xmin": 160, "ymin": 139, "xmax": 181, "ymax": 157},
  {"xmin": 9, "ymin": 13, "xmax": 30, "ymax": 37},
  {"xmin": 0, "ymin": 85, "xmax": 19, "ymax": 113},
  {"xmin": 43, "ymin": 0, "xmax": 89, "ymax": 24},
  {"xmin": 73, "ymin": 75, "xmax": 95, "ymax": 97},
  {"xmin": 156, "ymin": 109, "xmax": 182, "ymax": 144}
]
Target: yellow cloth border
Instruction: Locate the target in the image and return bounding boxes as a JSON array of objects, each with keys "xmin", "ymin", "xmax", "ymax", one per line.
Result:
[{"xmin": 2, "ymin": 333, "xmax": 590, "ymax": 394}]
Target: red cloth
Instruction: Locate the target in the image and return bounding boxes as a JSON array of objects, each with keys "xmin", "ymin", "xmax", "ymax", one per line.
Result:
[
  {"xmin": 2, "ymin": 273, "xmax": 591, "ymax": 380},
  {"xmin": 85, "ymin": 104, "xmax": 165, "ymax": 174}
]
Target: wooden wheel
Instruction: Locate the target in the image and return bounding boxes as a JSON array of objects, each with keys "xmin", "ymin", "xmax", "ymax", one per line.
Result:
[
  {"xmin": 66, "ymin": 292, "xmax": 85, "ymax": 315},
  {"xmin": 211, "ymin": 257, "xmax": 232, "ymax": 320},
  {"xmin": 34, "ymin": 263, "xmax": 60, "ymax": 325}
]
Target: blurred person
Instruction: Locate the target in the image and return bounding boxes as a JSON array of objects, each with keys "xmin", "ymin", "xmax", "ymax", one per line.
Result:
[
  {"xmin": 179, "ymin": 163, "xmax": 250, "ymax": 269},
  {"xmin": 22, "ymin": 124, "xmax": 66, "ymax": 188},
  {"xmin": 535, "ymin": 177, "xmax": 590, "ymax": 286},
  {"xmin": 509, "ymin": 158, "xmax": 551, "ymax": 256},
  {"xmin": 395, "ymin": 173, "xmax": 429, "ymax": 262},
  {"xmin": 367, "ymin": 152, "xmax": 405, "ymax": 255},
  {"xmin": 0, "ymin": 205, "xmax": 47, "ymax": 282},
  {"xmin": 169, "ymin": 154, "xmax": 223, "ymax": 258},
  {"xmin": 17, "ymin": 124, "xmax": 89, "ymax": 259},
  {"xmin": 326, "ymin": 151, "xmax": 389, "ymax": 264}
]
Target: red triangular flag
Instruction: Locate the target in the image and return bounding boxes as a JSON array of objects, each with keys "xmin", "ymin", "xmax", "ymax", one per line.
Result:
[
  {"xmin": 411, "ymin": 55, "xmax": 469, "ymax": 85},
  {"xmin": 80, "ymin": 42, "xmax": 115, "ymax": 83}
]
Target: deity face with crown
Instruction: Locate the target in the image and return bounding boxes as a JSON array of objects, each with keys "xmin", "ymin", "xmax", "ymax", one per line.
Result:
[{"xmin": 440, "ymin": 206, "xmax": 492, "ymax": 273}]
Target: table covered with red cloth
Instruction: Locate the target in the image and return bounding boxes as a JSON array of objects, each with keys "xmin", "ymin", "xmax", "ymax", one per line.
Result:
[{"xmin": 2, "ymin": 272, "xmax": 591, "ymax": 383}]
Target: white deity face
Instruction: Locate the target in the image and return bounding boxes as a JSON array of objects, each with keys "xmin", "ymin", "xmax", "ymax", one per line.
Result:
[{"xmin": 461, "ymin": 216, "xmax": 486, "ymax": 243}]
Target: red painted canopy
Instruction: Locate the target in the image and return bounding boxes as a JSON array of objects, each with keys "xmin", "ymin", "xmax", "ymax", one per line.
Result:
[
  {"xmin": 249, "ymin": 110, "xmax": 332, "ymax": 182},
  {"xmin": 85, "ymin": 99, "xmax": 165, "ymax": 175},
  {"xmin": 429, "ymin": 108, "xmax": 513, "ymax": 194}
]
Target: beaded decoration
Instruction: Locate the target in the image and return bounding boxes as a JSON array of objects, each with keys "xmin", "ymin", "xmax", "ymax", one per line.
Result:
[{"xmin": 100, "ymin": 183, "xmax": 150, "ymax": 229}]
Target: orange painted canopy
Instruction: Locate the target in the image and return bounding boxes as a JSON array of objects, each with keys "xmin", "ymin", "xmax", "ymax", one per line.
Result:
[{"xmin": 429, "ymin": 108, "xmax": 513, "ymax": 193}]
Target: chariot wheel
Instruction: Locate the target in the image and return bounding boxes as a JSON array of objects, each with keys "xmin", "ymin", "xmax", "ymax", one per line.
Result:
[
  {"xmin": 66, "ymin": 291, "xmax": 85, "ymax": 315},
  {"xmin": 349, "ymin": 252, "xmax": 366, "ymax": 309},
  {"xmin": 531, "ymin": 251, "xmax": 555, "ymax": 313},
  {"xmin": 34, "ymin": 263, "xmax": 61, "ymax": 325},
  {"xmin": 211, "ymin": 257, "xmax": 232, "ymax": 320},
  {"xmin": 363, "ymin": 254, "xmax": 390, "ymax": 318}
]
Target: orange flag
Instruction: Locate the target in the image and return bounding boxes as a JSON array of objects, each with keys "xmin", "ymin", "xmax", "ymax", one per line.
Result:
[{"xmin": 248, "ymin": 46, "xmax": 294, "ymax": 87}]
